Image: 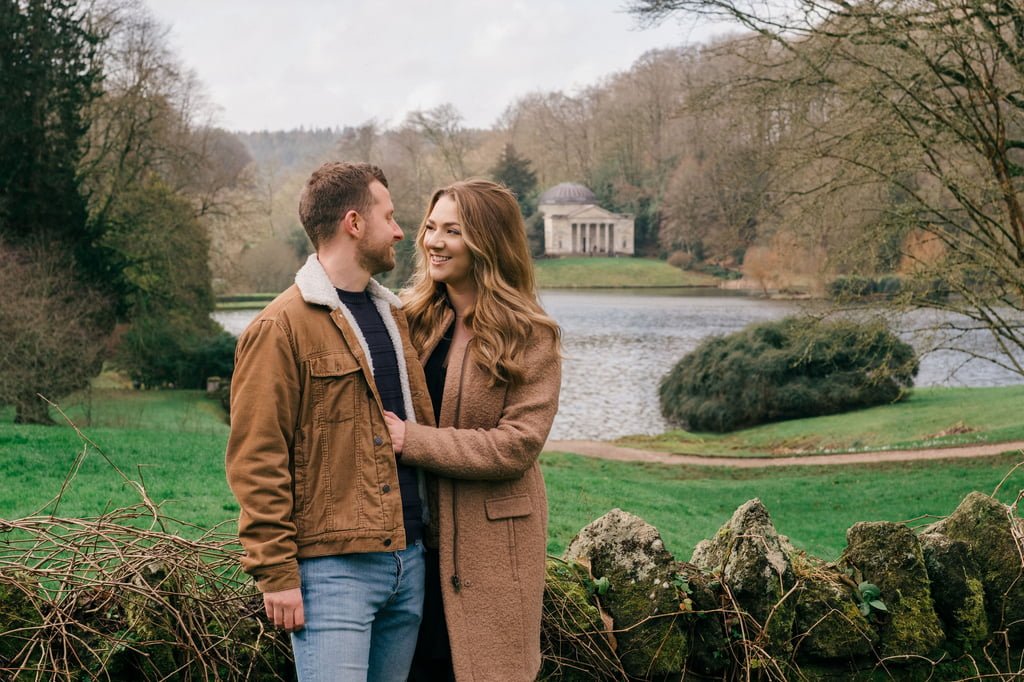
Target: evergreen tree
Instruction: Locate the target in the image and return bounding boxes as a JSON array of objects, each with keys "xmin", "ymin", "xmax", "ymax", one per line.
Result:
[
  {"xmin": 490, "ymin": 143, "xmax": 538, "ymax": 217},
  {"xmin": 0, "ymin": 0, "xmax": 101, "ymax": 262}
]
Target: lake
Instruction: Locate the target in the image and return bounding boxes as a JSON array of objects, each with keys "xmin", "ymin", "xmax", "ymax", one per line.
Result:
[{"xmin": 213, "ymin": 289, "xmax": 1023, "ymax": 440}]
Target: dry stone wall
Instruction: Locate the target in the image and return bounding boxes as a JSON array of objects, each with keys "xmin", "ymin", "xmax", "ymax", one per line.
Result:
[{"xmin": 542, "ymin": 491, "xmax": 1024, "ymax": 681}]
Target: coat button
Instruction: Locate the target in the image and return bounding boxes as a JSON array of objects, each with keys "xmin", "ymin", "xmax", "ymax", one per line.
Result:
[
  {"xmin": 383, "ymin": 538, "xmax": 392, "ymax": 547},
  {"xmin": 381, "ymin": 484, "xmax": 391, "ymax": 493},
  {"xmin": 373, "ymin": 435, "xmax": 384, "ymax": 446}
]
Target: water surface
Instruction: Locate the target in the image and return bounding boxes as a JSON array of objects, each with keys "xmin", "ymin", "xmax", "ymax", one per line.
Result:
[{"xmin": 214, "ymin": 289, "xmax": 1023, "ymax": 440}]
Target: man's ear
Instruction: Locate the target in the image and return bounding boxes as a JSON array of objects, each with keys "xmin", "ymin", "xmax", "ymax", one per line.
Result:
[{"xmin": 339, "ymin": 209, "xmax": 361, "ymax": 238}]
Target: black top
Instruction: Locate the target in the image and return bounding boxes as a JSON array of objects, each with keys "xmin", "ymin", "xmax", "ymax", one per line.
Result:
[
  {"xmin": 423, "ymin": 321, "xmax": 455, "ymax": 425},
  {"xmin": 337, "ymin": 288, "xmax": 423, "ymax": 544}
]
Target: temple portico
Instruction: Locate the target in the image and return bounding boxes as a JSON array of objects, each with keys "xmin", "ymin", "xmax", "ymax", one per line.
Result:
[{"xmin": 537, "ymin": 182, "xmax": 635, "ymax": 256}]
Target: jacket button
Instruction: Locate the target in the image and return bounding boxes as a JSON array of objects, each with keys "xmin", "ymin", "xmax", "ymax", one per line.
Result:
[
  {"xmin": 383, "ymin": 538, "xmax": 392, "ymax": 547},
  {"xmin": 373, "ymin": 435, "xmax": 384, "ymax": 446},
  {"xmin": 381, "ymin": 484, "xmax": 391, "ymax": 493}
]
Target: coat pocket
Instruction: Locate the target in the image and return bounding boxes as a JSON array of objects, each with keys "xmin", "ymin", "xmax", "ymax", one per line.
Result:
[
  {"xmin": 486, "ymin": 494, "xmax": 532, "ymax": 584},
  {"xmin": 485, "ymin": 494, "xmax": 532, "ymax": 520}
]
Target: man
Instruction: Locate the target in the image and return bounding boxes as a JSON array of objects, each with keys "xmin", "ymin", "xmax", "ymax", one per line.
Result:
[{"xmin": 226, "ymin": 162, "xmax": 434, "ymax": 681}]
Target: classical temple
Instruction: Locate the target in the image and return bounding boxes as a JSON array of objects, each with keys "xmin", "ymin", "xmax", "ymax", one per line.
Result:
[{"xmin": 537, "ymin": 182, "xmax": 635, "ymax": 256}]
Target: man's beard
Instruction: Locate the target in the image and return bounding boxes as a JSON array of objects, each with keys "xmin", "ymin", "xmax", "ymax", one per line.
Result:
[{"xmin": 357, "ymin": 239, "xmax": 395, "ymax": 275}]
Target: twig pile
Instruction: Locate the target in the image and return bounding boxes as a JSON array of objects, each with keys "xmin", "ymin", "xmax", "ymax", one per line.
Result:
[{"xmin": 0, "ymin": 506, "xmax": 292, "ymax": 681}]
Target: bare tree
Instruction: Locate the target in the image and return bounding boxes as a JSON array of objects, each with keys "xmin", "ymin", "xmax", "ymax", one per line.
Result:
[
  {"xmin": 0, "ymin": 244, "xmax": 109, "ymax": 424},
  {"xmin": 633, "ymin": 0, "xmax": 1024, "ymax": 376},
  {"xmin": 407, "ymin": 104, "xmax": 472, "ymax": 180}
]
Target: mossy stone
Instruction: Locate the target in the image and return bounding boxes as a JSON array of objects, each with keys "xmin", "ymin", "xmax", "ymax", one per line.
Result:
[
  {"xmin": 691, "ymin": 498, "xmax": 796, "ymax": 656},
  {"xmin": 919, "ymin": 532, "xmax": 988, "ymax": 651},
  {"xmin": 540, "ymin": 558, "xmax": 618, "ymax": 681},
  {"xmin": 0, "ymin": 572, "xmax": 42, "ymax": 668},
  {"xmin": 925, "ymin": 491, "xmax": 1024, "ymax": 643},
  {"xmin": 791, "ymin": 558, "xmax": 877, "ymax": 662},
  {"xmin": 564, "ymin": 509, "xmax": 688, "ymax": 678},
  {"xmin": 674, "ymin": 561, "xmax": 729, "ymax": 675},
  {"xmin": 840, "ymin": 522, "xmax": 944, "ymax": 658}
]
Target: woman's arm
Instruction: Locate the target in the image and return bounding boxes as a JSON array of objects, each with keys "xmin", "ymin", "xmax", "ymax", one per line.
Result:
[{"xmin": 394, "ymin": 333, "xmax": 561, "ymax": 481}]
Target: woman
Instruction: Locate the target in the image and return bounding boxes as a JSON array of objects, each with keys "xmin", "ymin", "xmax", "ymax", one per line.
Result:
[{"xmin": 383, "ymin": 180, "xmax": 561, "ymax": 681}]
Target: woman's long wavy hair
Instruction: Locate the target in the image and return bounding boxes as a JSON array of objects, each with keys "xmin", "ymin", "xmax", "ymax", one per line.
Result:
[{"xmin": 402, "ymin": 180, "xmax": 561, "ymax": 387}]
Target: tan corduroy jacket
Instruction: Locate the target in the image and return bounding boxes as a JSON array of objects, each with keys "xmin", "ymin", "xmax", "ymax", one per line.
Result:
[
  {"xmin": 402, "ymin": 308, "xmax": 562, "ymax": 682},
  {"xmin": 226, "ymin": 254, "xmax": 434, "ymax": 593}
]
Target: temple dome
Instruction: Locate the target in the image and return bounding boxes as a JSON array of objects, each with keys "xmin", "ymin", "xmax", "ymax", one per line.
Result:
[{"xmin": 538, "ymin": 182, "xmax": 597, "ymax": 205}]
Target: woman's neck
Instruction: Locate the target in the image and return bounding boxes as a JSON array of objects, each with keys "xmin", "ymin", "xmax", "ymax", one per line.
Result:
[{"xmin": 445, "ymin": 283, "xmax": 476, "ymax": 320}]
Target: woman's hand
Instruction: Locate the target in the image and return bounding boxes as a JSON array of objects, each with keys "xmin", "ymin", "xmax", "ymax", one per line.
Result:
[{"xmin": 383, "ymin": 410, "xmax": 406, "ymax": 453}]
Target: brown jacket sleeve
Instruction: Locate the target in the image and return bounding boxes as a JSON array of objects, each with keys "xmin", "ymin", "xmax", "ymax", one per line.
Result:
[
  {"xmin": 401, "ymin": 330, "xmax": 560, "ymax": 480},
  {"xmin": 225, "ymin": 318, "xmax": 302, "ymax": 593}
]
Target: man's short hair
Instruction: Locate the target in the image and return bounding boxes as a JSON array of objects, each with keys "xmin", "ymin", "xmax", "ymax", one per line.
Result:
[{"xmin": 298, "ymin": 162, "xmax": 388, "ymax": 248}]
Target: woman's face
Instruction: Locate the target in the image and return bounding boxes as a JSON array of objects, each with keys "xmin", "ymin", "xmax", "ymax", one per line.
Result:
[{"xmin": 423, "ymin": 195, "xmax": 474, "ymax": 290}]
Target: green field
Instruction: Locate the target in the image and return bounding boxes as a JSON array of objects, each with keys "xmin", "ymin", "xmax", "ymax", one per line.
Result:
[
  {"xmin": 533, "ymin": 256, "xmax": 719, "ymax": 288},
  {"xmin": 0, "ymin": 389, "xmax": 1021, "ymax": 563},
  {"xmin": 619, "ymin": 384, "xmax": 1024, "ymax": 456}
]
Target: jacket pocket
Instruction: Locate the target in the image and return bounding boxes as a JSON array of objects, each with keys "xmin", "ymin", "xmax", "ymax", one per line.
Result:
[
  {"xmin": 310, "ymin": 353, "xmax": 361, "ymax": 423},
  {"xmin": 305, "ymin": 353, "xmax": 364, "ymax": 531}
]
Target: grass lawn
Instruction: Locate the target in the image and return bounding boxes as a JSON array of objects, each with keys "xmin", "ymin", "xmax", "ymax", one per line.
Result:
[
  {"xmin": 543, "ymin": 451, "xmax": 1024, "ymax": 560},
  {"xmin": 1, "ymin": 389, "xmax": 1021, "ymax": 564},
  {"xmin": 534, "ymin": 257, "xmax": 719, "ymax": 288},
  {"xmin": 618, "ymin": 384, "xmax": 1024, "ymax": 456},
  {"xmin": 0, "ymin": 390, "xmax": 234, "ymax": 530}
]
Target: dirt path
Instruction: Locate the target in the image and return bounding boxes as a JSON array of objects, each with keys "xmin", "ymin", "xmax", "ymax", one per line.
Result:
[{"xmin": 543, "ymin": 439, "xmax": 1024, "ymax": 468}]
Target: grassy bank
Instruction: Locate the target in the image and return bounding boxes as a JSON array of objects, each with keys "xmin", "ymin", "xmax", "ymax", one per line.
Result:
[
  {"xmin": 215, "ymin": 293, "xmax": 278, "ymax": 310},
  {"xmin": 618, "ymin": 384, "xmax": 1024, "ymax": 457},
  {"xmin": 216, "ymin": 257, "xmax": 720, "ymax": 308},
  {"xmin": 534, "ymin": 256, "xmax": 719, "ymax": 288},
  {"xmin": 1, "ymin": 389, "xmax": 1021, "ymax": 562}
]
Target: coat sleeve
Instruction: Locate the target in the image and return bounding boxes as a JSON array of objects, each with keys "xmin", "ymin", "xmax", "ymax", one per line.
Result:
[
  {"xmin": 224, "ymin": 318, "xmax": 302, "ymax": 593},
  {"xmin": 400, "ymin": 330, "xmax": 561, "ymax": 481}
]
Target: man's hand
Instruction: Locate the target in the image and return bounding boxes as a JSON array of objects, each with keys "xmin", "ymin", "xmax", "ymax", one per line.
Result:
[
  {"xmin": 264, "ymin": 587, "xmax": 305, "ymax": 632},
  {"xmin": 383, "ymin": 410, "xmax": 406, "ymax": 453}
]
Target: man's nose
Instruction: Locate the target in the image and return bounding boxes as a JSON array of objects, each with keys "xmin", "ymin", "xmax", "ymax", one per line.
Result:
[{"xmin": 392, "ymin": 222, "xmax": 404, "ymax": 241}]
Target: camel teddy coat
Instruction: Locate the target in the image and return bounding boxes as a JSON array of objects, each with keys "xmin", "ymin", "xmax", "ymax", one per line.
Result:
[{"xmin": 401, "ymin": 309, "xmax": 561, "ymax": 682}]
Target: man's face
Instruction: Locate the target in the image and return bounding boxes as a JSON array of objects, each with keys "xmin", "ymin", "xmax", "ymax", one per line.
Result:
[{"xmin": 356, "ymin": 181, "xmax": 403, "ymax": 275}]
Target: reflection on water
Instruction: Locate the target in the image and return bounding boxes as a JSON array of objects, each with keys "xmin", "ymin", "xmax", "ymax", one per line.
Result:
[{"xmin": 213, "ymin": 290, "xmax": 1023, "ymax": 441}]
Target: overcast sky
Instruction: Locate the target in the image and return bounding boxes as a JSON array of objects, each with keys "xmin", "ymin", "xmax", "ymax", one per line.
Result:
[{"xmin": 144, "ymin": 1, "xmax": 729, "ymax": 132}]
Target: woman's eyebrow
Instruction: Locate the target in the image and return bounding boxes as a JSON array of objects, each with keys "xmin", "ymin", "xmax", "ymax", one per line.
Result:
[{"xmin": 426, "ymin": 219, "xmax": 461, "ymax": 228}]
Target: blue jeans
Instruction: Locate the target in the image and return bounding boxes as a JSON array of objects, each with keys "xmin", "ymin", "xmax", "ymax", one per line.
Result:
[{"xmin": 291, "ymin": 541, "xmax": 426, "ymax": 682}]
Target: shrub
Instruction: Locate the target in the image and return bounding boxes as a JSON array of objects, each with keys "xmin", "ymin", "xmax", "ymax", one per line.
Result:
[
  {"xmin": 658, "ymin": 316, "xmax": 918, "ymax": 432},
  {"xmin": 667, "ymin": 250, "xmax": 694, "ymax": 269},
  {"xmin": 115, "ymin": 314, "xmax": 235, "ymax": 389},
  {"xmin": 826, "ymin": 275, "xmax": 877, "ymax": 300}
]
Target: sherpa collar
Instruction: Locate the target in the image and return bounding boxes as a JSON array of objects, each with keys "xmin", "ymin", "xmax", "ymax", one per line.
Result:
[{"xmin": 294, "ymin": 253, "xmax": 403, "ymax": 310}]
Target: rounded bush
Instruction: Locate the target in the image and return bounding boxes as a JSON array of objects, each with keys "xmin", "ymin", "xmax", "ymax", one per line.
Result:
[{"xmin": 658, "ymin": 316, "xmax": 918, "ymax": 432}]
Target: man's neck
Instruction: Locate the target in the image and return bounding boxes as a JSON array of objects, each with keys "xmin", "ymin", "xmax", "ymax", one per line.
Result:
[{"xmin": 317, "ymin": 248, "xmax": 371, "ymax": 292}]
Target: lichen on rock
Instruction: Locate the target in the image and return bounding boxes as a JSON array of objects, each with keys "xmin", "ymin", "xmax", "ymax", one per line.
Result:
[
  {"xmin": 925, "ymin": 491, "xmax": 1024, "ymax": 644},
  {"xmin": 540, "ymin": 558, "xmax": 620, "ymax": 681},
  {"xmin": 919, "ymin": 531, "xmax": 988, "ymax": 651},
  {"xmin": 690, "ymin": 498, "xmax": 797, "ymax": 656},
  {"xmin": 791, "ymin": 554, "xmax": 878, "ymax": 662},
  {"xmin": 564, "ymin": 508, "xmax": 689, "ymax": 678},
  {"xmin": 840, "ymin": 521, "xmax": 944, "ymax": 658}
]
